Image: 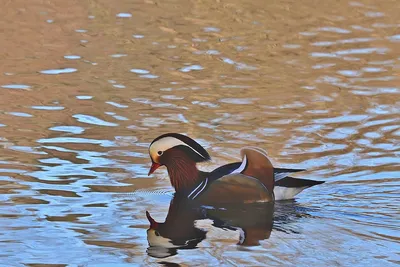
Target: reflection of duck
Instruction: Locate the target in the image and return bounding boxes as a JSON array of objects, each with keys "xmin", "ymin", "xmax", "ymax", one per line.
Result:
[
  {"xmin": 205, "ymin": 202, "xmax": 274, "ymax": 246},
  {"xmin": 148, "ymin": 133, "xmax": 324, "ymax": 203},
  {"xmin": 145, "ymin": 197, "xmax": 206, "ymax": 258},
  {"xmin": 146, "ymin": 195, "xmax": 274, "ymax": 258}
]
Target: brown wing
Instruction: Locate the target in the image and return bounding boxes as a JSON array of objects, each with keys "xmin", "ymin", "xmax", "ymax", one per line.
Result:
[
  {"xmin": 195, "ymin": 147, "xmax": 275, "ymax": 205},
  {"xmin": 196, "ymin": 174, "xmax": 273, "ymax": 205},
  {"xmin": 239, "ymin": 147, "xmax": 275, "ymax": 194}
]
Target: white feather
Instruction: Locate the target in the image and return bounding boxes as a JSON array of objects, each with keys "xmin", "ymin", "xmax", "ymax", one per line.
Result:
[
  {"xmin": 150, "ymin": 136, "xmax": 206, "ymax": 160},
  {"xmin": 231, "ymin": 155, "xmax": 247, "ymax": 174},
  {"xmin": 273, "ymin": 186, "xmax": 307, "ymax": 200},
  {"xmin": 238, "ymin": 228, "xmax": 246, "ymax": 245},
  {"xmin": 191, "ymin": 178, "xmax": 208, "ymax": 199},
  {"xmin": 188, "ymin": 179, "xmax": 206, "ymax": 199}
]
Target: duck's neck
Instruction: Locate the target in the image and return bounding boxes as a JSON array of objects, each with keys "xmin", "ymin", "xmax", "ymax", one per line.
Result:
[{"xmin": 166, "ymin": 158, "xmax": 206, "ymax": 194}]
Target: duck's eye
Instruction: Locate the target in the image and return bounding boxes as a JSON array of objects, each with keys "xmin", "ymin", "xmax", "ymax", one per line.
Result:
[
  {"xmin": 157, "ymin": 151, "xmax": 163, "ymax": 156},
  {"xmin": 155, "ymin": 230, "xmax": 160, "ymax": 236}
]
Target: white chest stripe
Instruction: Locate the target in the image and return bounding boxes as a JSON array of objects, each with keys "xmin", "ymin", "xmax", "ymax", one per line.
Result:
[
  {"xmin": 191, "ymin": 178, "xmax": 209, "ymax": 200},
  {"xmin": 188, "ymin": 179, "xmax": 206, "ymax": 199}
]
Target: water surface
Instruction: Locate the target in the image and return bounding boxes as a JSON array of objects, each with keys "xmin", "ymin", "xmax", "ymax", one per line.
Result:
[{"xmin": 0, "ymin": 0, "xmax": 399, "ymax": 266}]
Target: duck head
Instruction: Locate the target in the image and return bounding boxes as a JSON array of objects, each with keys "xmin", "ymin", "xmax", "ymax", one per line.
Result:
[{"xmin": 148, "ymin": 133, "xmax": 210, "ymax": 192}]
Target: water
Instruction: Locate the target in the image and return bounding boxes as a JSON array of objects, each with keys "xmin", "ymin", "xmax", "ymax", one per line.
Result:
[{"xmin": 0, "ymin": 0, "xmax": 399, "ymax": 266}]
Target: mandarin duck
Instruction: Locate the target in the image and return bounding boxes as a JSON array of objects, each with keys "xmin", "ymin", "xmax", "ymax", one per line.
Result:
[{"xmin": 148, "ymin": 133, "xmax": 324, "ymax": 204}]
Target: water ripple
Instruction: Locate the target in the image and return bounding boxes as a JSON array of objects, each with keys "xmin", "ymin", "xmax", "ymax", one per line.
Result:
[
  {"xmin": 73, "ymin": 114, "xmax": 118, "ymax": 127},
  {"xmin": 1, "ymin": 84, "xmax": 31, "ymax": 90},
  {"xmin": 40, "ymin": 68, "xmax": 78, "ymax": 75},
  {"xmin": 1, "ymin": 0, "xmax": 399, "ymax": 266},
  {"xmin": 37, "ymin": 138, "xmax": 116, "ymax": 147},
  {"xmin": 116, "ymin": 13, "xmax": 132, "ymax": 18}
]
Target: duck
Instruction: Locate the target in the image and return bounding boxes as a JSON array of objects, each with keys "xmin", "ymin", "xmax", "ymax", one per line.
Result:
[{"xmin": 148, "ymin": 133, "xmax": 324, "ymax": 204}]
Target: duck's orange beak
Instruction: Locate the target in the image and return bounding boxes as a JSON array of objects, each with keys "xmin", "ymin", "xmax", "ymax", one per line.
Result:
[{"xmin": 148, "ymin": 162, "xmax": 161, "ymax": 176}]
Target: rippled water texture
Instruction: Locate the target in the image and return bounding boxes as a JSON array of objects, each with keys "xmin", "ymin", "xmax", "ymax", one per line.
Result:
[{"xmin": 1, "ymin": 0, "xmax": 399, "ymax": 266}]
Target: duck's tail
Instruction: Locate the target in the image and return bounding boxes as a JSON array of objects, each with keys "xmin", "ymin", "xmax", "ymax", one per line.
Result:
[{"xmin": 274, "ymin": 177, "xmax": 325, "ymax": 200}]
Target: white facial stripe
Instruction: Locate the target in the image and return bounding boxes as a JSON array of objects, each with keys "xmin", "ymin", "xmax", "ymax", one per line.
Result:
[{"xmin": 150, "ymin": 136, "xmax": 205, "ymax": 161}]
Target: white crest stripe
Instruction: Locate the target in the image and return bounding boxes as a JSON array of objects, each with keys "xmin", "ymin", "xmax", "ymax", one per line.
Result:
[{"xmin": 150, "ymin": 137, "xmax": 206, "ymax": 160}]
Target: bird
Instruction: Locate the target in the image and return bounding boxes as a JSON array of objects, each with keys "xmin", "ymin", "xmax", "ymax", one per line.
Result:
[{"xmin": 148, "ymin": 133, "xmax": 324, "ymax": 204}]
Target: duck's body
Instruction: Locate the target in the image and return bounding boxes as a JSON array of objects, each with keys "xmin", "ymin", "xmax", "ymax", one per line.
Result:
[
  {"xmin": 188, "ymin": 147, "xmax": 275, "ymax": 204},
  {"xmin": 148, "ymin": 133, "xmax": 324, "ymax": 204},
  {"xmin": 189, "ymin": 162, "xmax": 324, "ymax": 202}
]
